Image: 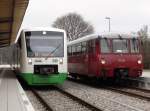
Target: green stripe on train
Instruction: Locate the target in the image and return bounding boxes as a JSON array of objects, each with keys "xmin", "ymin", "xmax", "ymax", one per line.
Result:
[{"xmin": 18, "ymin": 73, "xmax": 67, "ymax": 85}]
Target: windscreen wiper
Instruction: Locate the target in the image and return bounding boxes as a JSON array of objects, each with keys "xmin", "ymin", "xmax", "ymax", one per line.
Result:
[{"xmin": 45, "ymin": 43, "xmax": 61, "ymax": 59}]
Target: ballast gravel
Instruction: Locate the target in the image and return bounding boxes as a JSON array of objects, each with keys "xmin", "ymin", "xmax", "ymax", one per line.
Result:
[
  {"xmin": 25, "ymin": 91, "xmax": 48, "ymax": 111},
  {"xmin": 37, "ymin": 89, "xmax": 91, "ymax": 111},
  {"xmin": 57, "ymin": 80, "xmax": 150, "ymax": 111}
]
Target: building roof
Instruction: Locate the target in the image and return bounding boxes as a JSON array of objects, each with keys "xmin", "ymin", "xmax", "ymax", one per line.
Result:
[{"xmin": 0, "ymin": 0, "xmax": 29, "ymax": 47}]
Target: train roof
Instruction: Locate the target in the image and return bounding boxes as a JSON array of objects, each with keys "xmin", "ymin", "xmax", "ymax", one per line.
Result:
[
  {"xmin": 68, "ymin": 32, "xmax": 139, "ymax": 45},
  {"xmin": 14, "ymin": 27, "xmax": 65, "ymax": 44},
  {"xmin": 22, "ymin": 27, "xmax": 65, "ymax": 33}
]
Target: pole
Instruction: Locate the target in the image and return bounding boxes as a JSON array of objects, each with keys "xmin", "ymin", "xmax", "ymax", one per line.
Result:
[
  {"xmin": 109, "ymin": 18, "xmax": 110, "ymax": 32},
  {"xmin": 105, "ymin": 17, "xmax": 111, "ymax": 32}
]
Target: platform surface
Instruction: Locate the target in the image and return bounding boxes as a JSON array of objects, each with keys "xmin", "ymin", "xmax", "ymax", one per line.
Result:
[
  {"xmin": 0, "ymin": 69, "xmax": 34, "ymax": 111},
  {"xmin": 142, "ymin": 70, "xmax": 150, "ymax": 78}
]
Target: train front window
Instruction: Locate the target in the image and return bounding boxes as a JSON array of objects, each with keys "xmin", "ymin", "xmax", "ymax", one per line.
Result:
[
  {"xmin": 25, "ymin": 31, "xmax": 64, "ymax": 57},
  {"xmin": 112, "ymin": 39, "xmax": 129, "ymax": 53},
  {"xmin": 130, "ymin": 39, "xmax": 139, "ymax": 53},
  {"xmin": 100, "ymin": 38, "xmax": 111, "ymax": 53}
]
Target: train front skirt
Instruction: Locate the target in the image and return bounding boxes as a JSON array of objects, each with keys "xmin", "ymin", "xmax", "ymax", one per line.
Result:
[{"xmin": 18, "ymin": 73, "xmax": 67, "ymax": 85}]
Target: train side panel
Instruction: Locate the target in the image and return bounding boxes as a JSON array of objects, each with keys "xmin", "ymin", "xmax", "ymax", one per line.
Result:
[{"xmin": 68, "ymin": 33, "xmax": 143, "ymax": 79}]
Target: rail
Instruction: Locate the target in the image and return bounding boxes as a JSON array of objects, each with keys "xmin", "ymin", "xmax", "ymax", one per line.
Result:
[
  {"xmin": 31, "ymin": 89, "xmax": 53, "ymax": 111},
  {"xmin": 55, "ymin": 86, "xmax": 102, "ymax": 111},
  {"xmin": 32, "ymin": 86, "xmax": 102, "ymax": 111},
  {"xmin": 105, "ymin": 86, "xmax": 150, "ymax": 101}
]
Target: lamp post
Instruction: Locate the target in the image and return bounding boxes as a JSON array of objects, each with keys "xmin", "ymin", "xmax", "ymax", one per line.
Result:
[{"xmin": 105, "ymin": 17, "xmax": 111, "ymax": 32}]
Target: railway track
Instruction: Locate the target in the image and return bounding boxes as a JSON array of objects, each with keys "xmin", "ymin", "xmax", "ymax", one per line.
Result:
[
  {"xmin": 63, "ymin": 79, "xmax": 147, "ymax": 111},
  {"xmin": 31, "ymin": 86, "xmax": 102, "ymax": 111},
  {"xmin": 105, "ymin": 86, "xmax": 150, "ymax": 101},
  {"xmin": 123, "ymin": 77, "xmax": 150, "ymax": 87},
  {"xmin": 31, "ymin": 89, "xmax": 53, "ymax": 111},
  {"xmin": 27, "ymin": 78, "xmax": 150, "ymax": 111},
  {"xmin": 68, "ymin": 77, "xmax": 150, "ymax": 101},
  {"xmin": 56, "ymin": 87, "xmax": 102, "ymax": 111}
]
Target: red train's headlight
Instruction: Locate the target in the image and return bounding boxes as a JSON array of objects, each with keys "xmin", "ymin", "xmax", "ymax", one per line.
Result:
[
  {"xmin": 137, "ymin": 60, "xmax": 142, "ymax": 64},
  {"xmin": 101, "ymin": 60, "xmax": 106, "ymax": 64}
]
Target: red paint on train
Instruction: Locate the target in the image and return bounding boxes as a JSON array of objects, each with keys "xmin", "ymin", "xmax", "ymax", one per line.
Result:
[{"xmin": 68, "ymin": 34, "xmax": 143, "ymax": 78}]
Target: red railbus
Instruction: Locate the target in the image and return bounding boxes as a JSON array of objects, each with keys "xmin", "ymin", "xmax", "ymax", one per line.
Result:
[{"xmin": 67, "ymin": 33, "xmax": 143, "ymax": 79}]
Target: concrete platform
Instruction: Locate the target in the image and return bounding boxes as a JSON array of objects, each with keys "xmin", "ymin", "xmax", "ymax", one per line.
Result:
[
  {"xmin": 0, "ymin": 69, "xmax": 35, "ymax": 111},
  {"xmin": 142, "ymin": 70, "xmax": 150, "ymax": 78}
]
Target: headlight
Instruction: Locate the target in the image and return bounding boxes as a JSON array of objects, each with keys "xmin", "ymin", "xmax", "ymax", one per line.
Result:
[
  {"xmin": 137, "ymin": 60, "xmax": 142, "ymax": 64},
  {"xmin": 101, "ymin": 60, "xmax": 106, "ymax": 64},
  {"xmin": 59, "ymin": 58, "xmax": 63, "ymax": 64},
  {"xmin": 28, "ymin": 59, "xmax": 32, "ymax": 64}
]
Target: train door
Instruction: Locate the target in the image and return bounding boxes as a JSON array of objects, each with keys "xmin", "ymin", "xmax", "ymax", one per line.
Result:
[
  {"xmin": 80, "ymin": 42, "xmax": 88, "ymax": 75},
  {"xmin": 88, "ymin": 39, "xmax": 98, "ymax": 76},
  {"xmin": 76, "ymin": 43, "xmax": 84, "ymax": 74}
]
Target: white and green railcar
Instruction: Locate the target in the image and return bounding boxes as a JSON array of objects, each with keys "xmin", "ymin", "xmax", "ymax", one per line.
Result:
[{"xmin": 13, "ymin": 27, "xmax": 68, "ymax": 85}]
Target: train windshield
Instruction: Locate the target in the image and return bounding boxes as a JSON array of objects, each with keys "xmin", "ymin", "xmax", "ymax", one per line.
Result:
[
  {"xmin": 112, "ymin": 39, "xmax": 129, "ymax": 53},
  {"xmin": 25, "ymin": 31, "xmax": 64, "ymax": 57},
  {"xmin": 100, "ymin": 38, "xmax": 111, "ymax": 53},
  {"xmin": 130, "ymin": 39, "xmax": 140, "ymax": 53}
]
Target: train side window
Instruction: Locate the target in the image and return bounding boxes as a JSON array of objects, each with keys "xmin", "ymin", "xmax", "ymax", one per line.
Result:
[
  {"xmin": 81, "ymin": 42, "xmax": 87, "ymax": 54},
  {"xmin": 67, "ymin": 47, "xmax": 70, "ymax": 55},
  {"xmin": 74, "ymin": 44, "xmax": 78, "ymax": 55},
  {"xmin": 67, "ymin": 47, "xmax": 69, "ymax": 55},
  {"xmin": 76, "ymin": 43, "xmax": 82, "ymax": 55},
  {"xmin": 72, "ymin": 45, "xmax": 76, "ymax": 55},
  {"xmin": 88, "ymin": 40, "xmax": 95, "ymax": 53},
  {"xmin": 69, "ymin": 46, "xmax": 72, "ymax": 56}
]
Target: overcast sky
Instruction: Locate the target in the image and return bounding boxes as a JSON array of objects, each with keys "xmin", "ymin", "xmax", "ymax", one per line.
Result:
[{"xmin": 22, "ymin": 0, "xmax": 150, "ymax": 34}]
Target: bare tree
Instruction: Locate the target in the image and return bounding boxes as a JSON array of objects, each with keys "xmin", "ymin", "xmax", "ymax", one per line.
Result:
[
  {"xmin": 137, "ymin": 25, "xmax": 148, "ymax": 41},
  {"xmin": 137, "ymin": 25, "xmax": 150, "ymax": 69},
  {"xmin": 52, "ymin": 13, "xmax": 94, "ymax": 41}
]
